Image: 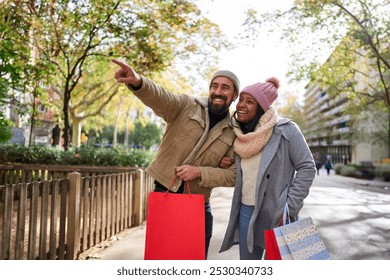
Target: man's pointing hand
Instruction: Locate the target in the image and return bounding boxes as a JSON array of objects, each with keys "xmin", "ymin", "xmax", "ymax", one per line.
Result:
[{"xmin": 111, "ymin": 59, "xmax": 142, "ymax": 88}]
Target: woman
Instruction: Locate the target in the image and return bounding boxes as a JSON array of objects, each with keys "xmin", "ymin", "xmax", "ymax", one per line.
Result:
[{"xmin": 219, "ymin": 77, "xmax": 316, "ymax": 260}]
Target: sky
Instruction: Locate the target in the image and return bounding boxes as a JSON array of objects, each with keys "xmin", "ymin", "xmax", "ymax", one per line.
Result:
[{"xmin": 196, "ymin": 0, "xmax": 327, "ymax": 103}]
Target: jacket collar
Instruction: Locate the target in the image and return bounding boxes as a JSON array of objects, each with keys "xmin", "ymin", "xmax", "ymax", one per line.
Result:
[
  {"xmin": 196, "ymin": 96, "xmax": 233, "ymax": 125},
  {"xmin": 276, "ymin": 116, "xmax": 291, "ymax": 126},
  {"xmin": 275, "ymin": 117, "xmax": 292, "ymax": 141},
  {"xmin": 195, "ymin": 97, "xmax": 208, "ymax": 108}
]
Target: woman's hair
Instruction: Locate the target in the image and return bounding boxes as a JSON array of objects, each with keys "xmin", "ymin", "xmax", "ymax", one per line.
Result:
[{"xmin": 230, "ymin": 104, "xmax": 265, "ymax": 134}]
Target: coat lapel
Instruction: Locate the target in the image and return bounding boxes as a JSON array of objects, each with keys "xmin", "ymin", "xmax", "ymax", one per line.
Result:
[
  {"xmin": 255, "ymin": 118, "xmax": 291, "ymax": 187},
  {"xmin": 255, "ymin": 126, "xmax": 283, "ymax": 200}
]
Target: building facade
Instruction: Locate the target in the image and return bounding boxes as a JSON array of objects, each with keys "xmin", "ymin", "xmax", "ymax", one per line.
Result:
[
  {"xmin": 303, "ymin": 82, "xmax": 388, "ymax": 165},
  {"xmin": 303, "ymin": 83, "xmax": 350, "ymax": 165}
]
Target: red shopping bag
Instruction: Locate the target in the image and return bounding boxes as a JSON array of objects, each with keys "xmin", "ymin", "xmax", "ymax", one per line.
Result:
[
  {"xmin": 264, "ymin": 229, "xmax": 282, "ymax": 260},
  {"xmin": 144, "ymin": 176, "xmax": 205, "ymax": 260}
]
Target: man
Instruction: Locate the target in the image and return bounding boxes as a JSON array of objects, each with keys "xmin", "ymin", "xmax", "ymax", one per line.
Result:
[{"xmin": 112, "ymin": 59, "xmax": 239, "ymax": 258}]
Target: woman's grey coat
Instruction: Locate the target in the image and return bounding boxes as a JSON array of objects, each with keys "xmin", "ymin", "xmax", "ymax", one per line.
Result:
[{"xmin": 220, "ymin": 117, "xmax": 316, "ymax": 253}]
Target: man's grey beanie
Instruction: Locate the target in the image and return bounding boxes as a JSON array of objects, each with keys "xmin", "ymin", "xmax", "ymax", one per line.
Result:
[{"xmin": 210, "ymin": 70, "xmax": 240, "ymax": 92}]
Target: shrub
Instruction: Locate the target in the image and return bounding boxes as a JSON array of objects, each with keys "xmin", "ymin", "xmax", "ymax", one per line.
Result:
[
  {"xmin": 339, "ymin": 164, "xmax": 376, "ymax": 180},
  {"xmin": 0, "ymin": 143, "xmax": 155, "ymax": 167},
  {"xmin": 0, "ymin": 143, "xmax": 23, "ymax": 162},
  {"xmin": 340, "ymin": 165, "xmax": 358, "ymax": 178},
  {"xmin": 377, "ymin": 164, "xmax": 390, "ymax": 181},
  {"xmin": 0, "ymin": 116, "xmax": 12, "ymax": 143},
  {"xmin": 334, "ymin": 163, "xmax": 344, "ymax": 175},
  {"xmin": 66, "ymin": 144, "xmax": 100, "ymax": 165},
  {"xmin": 356, "ymin": 164, "xmax": 376, "ymax": 180},
  {"xmin": 27, "ymin": 144, "xmax": 61, "ymax": 164}
]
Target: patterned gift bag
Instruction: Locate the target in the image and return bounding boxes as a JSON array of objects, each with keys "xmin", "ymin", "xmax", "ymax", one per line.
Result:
[{"xmin": 274, "ymin": 216, "xmax": 331, "ymax": 260}]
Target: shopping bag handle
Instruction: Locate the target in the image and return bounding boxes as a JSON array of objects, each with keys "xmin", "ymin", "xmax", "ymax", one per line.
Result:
[
  {"xmin": 281, "ymin": 203, "xmax": 299, "ymax": 225},
  {"xmin": 166, "ymin": 175, "xmax": 191, "ymax": 196},
  {"xmin": 282, "ymin": 203, "xmax": 291, "ymax": 225},
  {"xmin": 277, "ymin": 204, "xmax": 288, "ymax": 226}
]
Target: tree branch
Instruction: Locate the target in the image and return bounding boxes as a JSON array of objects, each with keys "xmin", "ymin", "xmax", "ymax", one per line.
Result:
[{"xmin": 331, "ymin": 1, "xmax": 390, "ymax": 70}]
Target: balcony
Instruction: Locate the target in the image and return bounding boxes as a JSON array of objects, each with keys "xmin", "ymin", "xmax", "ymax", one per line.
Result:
[
  {"xmin": 338, "ymin": 127, "xmax": 351, "ymax": 133},
  {"xmin": 328, "ymin": 114, "xmax": 351, "ymax": 127},
  {"xmin": 309, "ymin": 141, "xmax": 320, "ymax": 146},
  {"xmin": 331, "ymin": 139, "xmax": 351, "ymax": 145}
]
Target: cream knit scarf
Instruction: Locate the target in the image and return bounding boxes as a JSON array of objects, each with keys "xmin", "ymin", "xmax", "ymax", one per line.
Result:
[{"xmin": 233, "ymin": 106, "xmax": 278, "ymax": 158}]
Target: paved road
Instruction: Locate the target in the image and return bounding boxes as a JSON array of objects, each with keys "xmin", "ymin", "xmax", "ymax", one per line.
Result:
[
  {"xmin": 300, "ymin": 171, "xmax": 390, "ymax": 260},
  {"xmin": 82, "ymin": 170, "xmax": 390, "ymax": 260}
]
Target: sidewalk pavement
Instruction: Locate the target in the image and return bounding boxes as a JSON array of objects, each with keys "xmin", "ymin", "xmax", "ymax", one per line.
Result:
[
  {"xmin": 79, "ymin": 186, "xmax": 239, "ymax": 260},
  {"xmin": 79, "ymin": 172, "xmax": 389, "ymax": 260},
  {"xmin": 318, "ymin": 169, "xmax": 390, "ymax": 191}
]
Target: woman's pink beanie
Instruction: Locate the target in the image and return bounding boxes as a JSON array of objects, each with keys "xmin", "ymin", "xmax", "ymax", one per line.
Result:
[{"xmin": 240, "ymin": 77, "xmax": 280, "ymax": 111}]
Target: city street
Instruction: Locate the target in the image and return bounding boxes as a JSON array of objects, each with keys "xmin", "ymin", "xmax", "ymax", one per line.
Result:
[
  {"xmin": 300, "ymin": 170, "xmax": 390, "ymax": 260},
  {"xmin": 85, "ymin": 170, "xmax": 390, "ymax": 260}
]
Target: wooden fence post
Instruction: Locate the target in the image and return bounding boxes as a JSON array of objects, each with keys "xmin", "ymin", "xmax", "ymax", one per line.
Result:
[
  {"xmin": 66, "ymin": 172, "xmax": 81, "ymax": 260},
  {"xmin": 133, "ymin": 169, "xmax": 145, "ymax": 226}
]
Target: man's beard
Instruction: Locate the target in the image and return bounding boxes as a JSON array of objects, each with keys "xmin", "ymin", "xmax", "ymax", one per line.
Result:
[{"xmin": 208, "ymin": 95, "xmax": 229, "ymax": 115}]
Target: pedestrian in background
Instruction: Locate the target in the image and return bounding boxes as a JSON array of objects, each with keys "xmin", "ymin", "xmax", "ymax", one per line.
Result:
[
  {"xmin": 220, "ymin": 77, "xmax": 316, "ymax": 260},
  {"xmin": 325, "ymin": 160, "xmax": 332, "ymax": 176},
  {"xmin": 315, "ymin": 160, "xmax": 322, "ymax": 175},
  {"xmin": 112, "ymin": 59, "xmax": 239, "ymax": 259}
]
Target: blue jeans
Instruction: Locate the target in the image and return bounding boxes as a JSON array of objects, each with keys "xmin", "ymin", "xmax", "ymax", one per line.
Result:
[
  {"xmin": 154, "ymin": 181, "xmax": 213, "ymax": 259},
  {"xmin": 239, "ymin": 203, "xmax": 264, "ymax": 260}
]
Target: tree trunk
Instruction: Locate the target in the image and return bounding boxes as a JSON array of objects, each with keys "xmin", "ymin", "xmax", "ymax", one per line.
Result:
[
  {"xmin": 71, "ymin": 118, "xmax": 81, "ymax": 148},
  {"xmin": 124, "ymin": 108, "xmax": 130, "ymax": 146},
  {"xmin": 28, "ymin": 112, "xmax": 35, "ymax": 147},
  {"xmin": 113, "ymin": 96, "xmax": 123, "ymax": 148},
  {"xmin": 123, "ymin": 97, "xmax": 134, "ymax": 146},
  {"xmin": 388, "ymin": 110, "xmax": 390, "ymax": 158},
  {"xmin": 28, "ymin": 95, "xmax": 37, "ymax": 147},
  {"xmin": 63, "ymin": 91, "xmax": 70, "ymax": 151}
]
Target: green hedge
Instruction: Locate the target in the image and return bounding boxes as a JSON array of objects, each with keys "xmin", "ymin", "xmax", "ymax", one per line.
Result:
[
  {"xmin": 0, "ymin": 143, "xmax": 156, "ymax": 167},
  {"xmin": 335, "ymin": 163, "xmax": 390, "ymax": 181},
  {"xmin": 376, "ymin": 164, "xmax": 390, "ymax": 182},
  {"xmin": 340, "ymin": 165, "xmax": 359, "ymax": 177},
  {"xmin": 334, "ymin": 163, "xmax": 344, "ymax": 175}
]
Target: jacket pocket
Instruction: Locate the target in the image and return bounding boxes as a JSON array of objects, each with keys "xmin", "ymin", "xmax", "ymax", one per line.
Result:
[
  {"xmin": 202, "ymin": 135, "xmax": 234, "ymax": 165},
  {"xmin": 271, "ymin": 186, "xmax": 289, "ymax": 227}
]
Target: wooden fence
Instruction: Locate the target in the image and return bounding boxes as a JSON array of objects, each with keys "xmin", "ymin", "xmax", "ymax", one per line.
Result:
[{"xmin": 0, "ymin": 164, "xmax": 154, "ymax": 260}]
